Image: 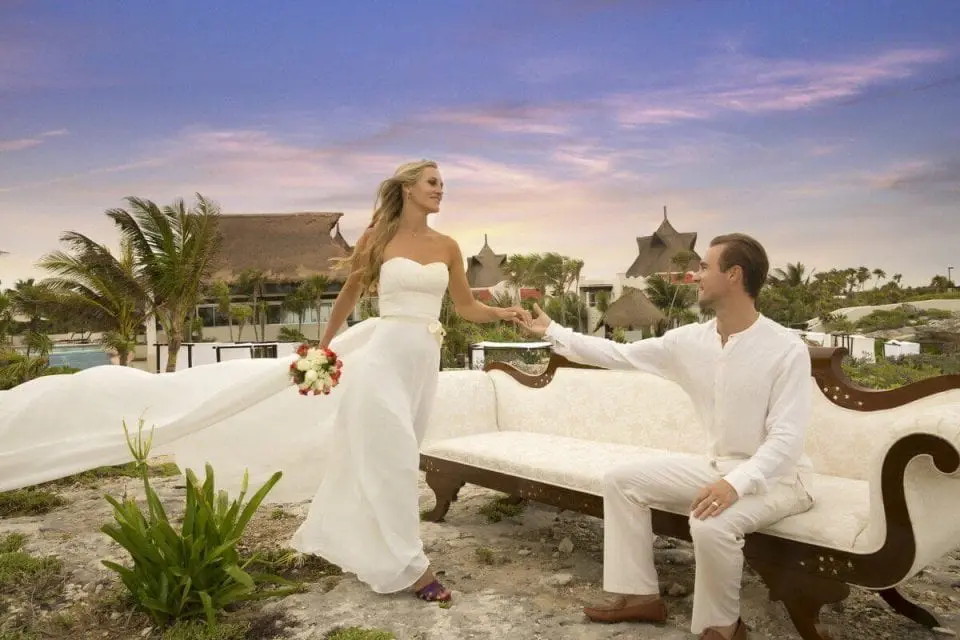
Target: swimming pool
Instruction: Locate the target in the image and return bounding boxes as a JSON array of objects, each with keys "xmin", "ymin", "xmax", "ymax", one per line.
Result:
[{"xmin": 47, "ymin": 345, "xmax": 113, "ymax": 370}]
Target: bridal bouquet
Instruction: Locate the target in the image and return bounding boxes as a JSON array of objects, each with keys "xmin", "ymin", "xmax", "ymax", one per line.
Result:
[{"xmin": 289, "ymin": 343, "xmax": 343, "ymax": 396}]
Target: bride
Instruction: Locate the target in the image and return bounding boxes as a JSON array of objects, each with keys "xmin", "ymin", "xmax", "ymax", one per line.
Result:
[{"xmin": 0, "ymin": 159, "xmax": 528, "ymax": 603}]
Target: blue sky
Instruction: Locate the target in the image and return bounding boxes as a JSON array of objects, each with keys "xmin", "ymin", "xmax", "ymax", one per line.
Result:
[{"xmin": 2, "ymin": 0, "xmax": 958, "ymax": 287}]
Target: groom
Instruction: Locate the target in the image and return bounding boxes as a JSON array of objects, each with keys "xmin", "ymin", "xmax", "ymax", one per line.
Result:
[{"xmin": 517, "ymin": 233, "xmax": 814, "ymax": 640}]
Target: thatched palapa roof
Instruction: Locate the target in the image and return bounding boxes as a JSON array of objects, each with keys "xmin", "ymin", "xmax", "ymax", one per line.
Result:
[
  {"xmin": 601, "ymin": 287, "xmax": 665, "ymax": 329},
  {"xmin": 210, "ymin": 212, "xmax": 353, "ymax": 283},
  {"xmin": 625, "ymin": 209, "xmax": 700, "ymax": 278},
  {"xmin": 466, "ymin": 234, "xmax": 508, "ymax": 288}
]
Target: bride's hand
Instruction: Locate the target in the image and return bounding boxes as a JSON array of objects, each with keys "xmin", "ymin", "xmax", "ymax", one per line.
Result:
[{"xmin": 494, "ymin": 306, "xmax": 531, "ymax": 324}]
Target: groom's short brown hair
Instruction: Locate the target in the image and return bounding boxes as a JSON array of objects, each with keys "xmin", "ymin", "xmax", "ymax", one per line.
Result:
[{"xmin": 709, "ymin": 233, "xmax": 769, "ymax": 299}]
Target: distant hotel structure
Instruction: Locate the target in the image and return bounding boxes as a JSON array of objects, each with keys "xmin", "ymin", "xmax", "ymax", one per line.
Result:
[
  {"xmin": 581, "ymin": 207, "xmax": 700, "ymax": 336},
  {"xmin": 465, "ymin": 235, "xmax": 542, "ymax": 303},
  {"xmin": 148, "ymin": 207, "xmax": 701, "ymax": 363},
  {"xmin": 461, "ymin": 208, "xmax": 700, "ymax": 338}
]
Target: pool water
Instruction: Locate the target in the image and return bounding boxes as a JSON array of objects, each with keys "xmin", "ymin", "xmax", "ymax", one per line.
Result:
[{"xmin": 47, "ymin": 346, "xmax": 112, "ymax": 370}]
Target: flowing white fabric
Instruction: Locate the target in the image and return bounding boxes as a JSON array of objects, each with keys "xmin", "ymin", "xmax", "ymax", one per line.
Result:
[{"xmin": 0, "ymin": 256, "xmax": 448, "ymax": 594}]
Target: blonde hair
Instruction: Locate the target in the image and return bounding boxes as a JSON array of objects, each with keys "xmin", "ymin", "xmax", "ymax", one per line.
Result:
[{"xmin": 337, "ymin": 159, "xmax": 438, "ymax": 296}]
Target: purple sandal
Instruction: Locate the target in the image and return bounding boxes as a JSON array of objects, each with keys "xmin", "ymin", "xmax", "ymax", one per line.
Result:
[{"xmin": 414, "ymin": 579, "xmax": 452, "ymax": 602}]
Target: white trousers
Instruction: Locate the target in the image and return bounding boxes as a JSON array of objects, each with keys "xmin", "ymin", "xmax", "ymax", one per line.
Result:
[{"xmin": 602, "ymin": 453, "xmax": 813, "ymax": 634}]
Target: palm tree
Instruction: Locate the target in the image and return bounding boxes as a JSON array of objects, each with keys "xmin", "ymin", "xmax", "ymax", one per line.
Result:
[
  {"xmin": 304, "ymin": 275, "xmax": 331, "ymax": 340},
  {"xmin": 107, "ymin": 194, "xmax": 223, "ymax": 372},
  {"xmin": 504, "ymin": 254, "xmax": 538, "ymax": 305},
  {"xmin": 37, "ymin": 233, "xmax": 149, "ymax": 366},
  {"xmin": 282, "ymin": 285, "xmax": 312, "ymax": 337},
  {"xmin": 209, "ymin": 280, "xmax": 235, "ymax": 341},
  {"xmin": 644, "ymin": 275, "xmax": 696, "ymax": 333},
  {"xmin": 872, "ymin": 268, "xmax": 886, "ymax": 288},
  {"xmin": 0, "ymin": 288, "xmax": 13, "ymax": 346},
  {"xmin": 236, "ymin": 269, "xmax": 267, "ymax": 341},
  {"xmin": 769, "ymin": 262, "xmax": 812, "ymax": 288}
]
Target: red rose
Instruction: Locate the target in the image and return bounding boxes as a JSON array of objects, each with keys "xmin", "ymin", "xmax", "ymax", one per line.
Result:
[{"xmin": 296, "ymin": 344, "xmax": 309, "ymax": 357}]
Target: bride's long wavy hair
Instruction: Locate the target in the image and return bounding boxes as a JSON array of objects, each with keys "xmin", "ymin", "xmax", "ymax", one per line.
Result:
[{"xmin": 336, "ymin": 159, "xmax": 438, "ymax": 296}]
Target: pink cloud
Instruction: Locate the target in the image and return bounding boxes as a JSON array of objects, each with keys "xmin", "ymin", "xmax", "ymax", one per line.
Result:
[
  {"xmin": 1, "ymin": 125, "xmax": 955, "ymax": 290},
  {"xmin": 0, "ymin": 129, "xmax": 68, "ymax": 154},
  {"xmin": 427, "ymin": 104, "xmax": 572, "ymax": 135},
  {"xmin": 610, "ymin": 47, "xmax": 948, "ymax": 127}
]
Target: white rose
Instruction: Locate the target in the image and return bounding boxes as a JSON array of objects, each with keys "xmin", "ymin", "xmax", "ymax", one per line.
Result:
[
  {"xmin": 296, "ymin": 359, "xmax": 311, "ymax": 372},
  {"xmin": 304, "ymin": 369, "xmax": 319, "ymax": 384}
]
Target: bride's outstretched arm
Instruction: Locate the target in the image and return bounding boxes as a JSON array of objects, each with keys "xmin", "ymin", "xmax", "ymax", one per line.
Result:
[
  {"xmin": 444, "ymin": 237, "xmax": 527, "ymax": 325},
  {"xmin": 319, "ymin": 232, "xmax": 373, "ymax": 347},
  {"xmin": 319, "ymin": 270, "xmax": 364, "ymax": 348}
]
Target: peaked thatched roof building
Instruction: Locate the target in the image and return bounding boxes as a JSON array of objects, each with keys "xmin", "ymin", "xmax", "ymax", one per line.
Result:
[
  {"xmin": 210, "ymin": 212, "xmax": 353, "ymax": 284},
  {"xmin": 601, "ymin": 286, "xmax": 666, "ymax": 329},
  {"xmin": 625, "ymin": 207, "xmax": 701, "ymax": 278},
  {"xmin": 466, "ymin": 234, "xmax": 508, "ymax": 288}
]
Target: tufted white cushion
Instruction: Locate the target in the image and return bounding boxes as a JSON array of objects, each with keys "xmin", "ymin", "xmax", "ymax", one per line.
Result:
[{"xmin": 422, "ymin": 431, "xmax": 874, "ymax": 552}]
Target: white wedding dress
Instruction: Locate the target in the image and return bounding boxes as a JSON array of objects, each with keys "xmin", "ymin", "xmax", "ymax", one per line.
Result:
[{"xmin": 0, "ymin": 256, "xmax": 449, "ymax": 593}]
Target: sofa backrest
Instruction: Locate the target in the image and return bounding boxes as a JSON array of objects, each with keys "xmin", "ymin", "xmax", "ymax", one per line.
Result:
[
  {"xmin": 422, "ymin": 370, "xmax": 500, "ymax": 446},
  {"xmin": 488, "ymin": 368, "xmax": 707, "ymax": 455},
  {"xmin": 487, "ymin": 366, "xmax": 960, "ymax": 481}
]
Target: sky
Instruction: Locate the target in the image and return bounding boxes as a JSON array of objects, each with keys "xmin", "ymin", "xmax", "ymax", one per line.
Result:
[{"xmin": 1, "ymin": 0, "xmax": 958, "ymax": 288}]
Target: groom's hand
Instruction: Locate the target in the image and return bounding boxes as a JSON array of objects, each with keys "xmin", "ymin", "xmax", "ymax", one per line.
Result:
[{"xmin": 520, "ymin": 303, "xmax": 553, "ymax": 337}]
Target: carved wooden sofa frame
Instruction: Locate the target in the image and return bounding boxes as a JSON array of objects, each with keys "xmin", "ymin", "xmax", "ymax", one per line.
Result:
[{"xmin": 419, "ymin": 346, "xmax": 960, "ymax": 640}]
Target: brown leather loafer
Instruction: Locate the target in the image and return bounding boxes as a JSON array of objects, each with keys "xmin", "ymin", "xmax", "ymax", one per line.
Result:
[
  {"xmin": 699, "ymin": 617, "xmax": 748, "ymax": 639},
  {"xmin": 583, "ymin": 598, "xmax": 668, "ymax": 624}
]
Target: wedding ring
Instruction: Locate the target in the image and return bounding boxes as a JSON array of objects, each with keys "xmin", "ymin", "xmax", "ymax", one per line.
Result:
[{"xmin": 711, "ymin": 500, "xmax": 720, "ymax": 508}]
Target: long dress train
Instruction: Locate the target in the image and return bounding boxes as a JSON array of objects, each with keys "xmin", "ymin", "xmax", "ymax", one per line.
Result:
[{"xmin": 0, "ymin": 257, "xmax": 449, "ymax": 594}]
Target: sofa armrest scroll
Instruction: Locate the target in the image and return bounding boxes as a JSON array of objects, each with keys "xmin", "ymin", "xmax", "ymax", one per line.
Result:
[{"xmin": 861, "ymin": 403, "xmax": 960, "ymax": 586}]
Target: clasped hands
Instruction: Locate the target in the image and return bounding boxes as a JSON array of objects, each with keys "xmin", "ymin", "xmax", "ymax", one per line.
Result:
[
  {"xmin": 513, "ymin": 304, "xmax": 740, "ymax": 520},
  {"xmin": 494, "ymin": 305, "xmax": 533, "ymax": 325}
]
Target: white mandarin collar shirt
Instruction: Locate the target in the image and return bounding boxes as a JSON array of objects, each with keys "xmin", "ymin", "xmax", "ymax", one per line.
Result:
[{"xmin": 543, "ymin": 315, "xmax": 813, "ymax": 497}]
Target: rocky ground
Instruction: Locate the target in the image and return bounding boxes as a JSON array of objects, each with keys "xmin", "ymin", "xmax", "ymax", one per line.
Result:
[{"xmin": 2, "ymin": 468, "xmax": 959, "ymax": 640}]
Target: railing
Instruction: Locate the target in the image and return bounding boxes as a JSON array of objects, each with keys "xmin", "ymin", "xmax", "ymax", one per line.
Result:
[{"xmin": 151, "ymin": 342, "xmax": 289, "ymax": 373}]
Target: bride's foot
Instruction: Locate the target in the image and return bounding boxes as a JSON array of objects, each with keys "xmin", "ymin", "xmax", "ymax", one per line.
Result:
[{"xmin": 412, "ymin": 569, "xmax": 452, "ymax": 602}]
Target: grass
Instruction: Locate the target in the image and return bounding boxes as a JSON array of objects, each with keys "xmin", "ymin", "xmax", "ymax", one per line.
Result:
[
  {"xmin": 161, "ymin": 608, "xmax": 292, "ymax": 640},
  {"xmin": 44, "ymin": 460, "xmax": 181, "ymax": 489},
  {"xmin": 241, "ymin": 546, "xmax": 343, "ymax": 584},
  {"xmin": 325, "ymin": 627, "xmax": 396, "ymax": 640},
  {"xmin": 0, "ymin": 533, "xmax": 64, "ymax": 600},
  {"xmin": 0, "ymin": 489, "xmax": 65, "ymax": 518},
  {"xmin": 1, "ymin": 461, "xmax": 182, "ymax": 519},
  {"xmin": 478, "ymin": 495, "xmax": 525, "ymax": 523},
  {"xmin": 0, "ymin": 533, "xmax": 66, "ymax": 638}
]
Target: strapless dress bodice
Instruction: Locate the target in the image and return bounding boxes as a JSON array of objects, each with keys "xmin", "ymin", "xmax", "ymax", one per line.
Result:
[{"xmin": 376, "ymin": 257, "xmax": 448, "ymax": 320}]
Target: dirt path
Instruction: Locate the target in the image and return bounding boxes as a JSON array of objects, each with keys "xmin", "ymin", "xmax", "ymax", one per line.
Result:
[{"xmin": 2, "ymin": 472, "xmax": 958, "ymax": 639}]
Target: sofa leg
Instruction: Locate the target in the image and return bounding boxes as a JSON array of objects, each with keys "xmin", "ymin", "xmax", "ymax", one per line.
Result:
[
  {"xmin": 422, "ymin": 471, "xmax": 465, "ymax": 522},
  {"xmin": 748, "ymin": 558, "xmax": 850, "ymax": 640},
  {"xmin": 878, "ymin": 587, "xmax": 943, "ymax": 629}
]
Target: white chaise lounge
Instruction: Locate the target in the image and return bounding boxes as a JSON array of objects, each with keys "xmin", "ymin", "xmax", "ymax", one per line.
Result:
[{"xmin": 419, "ymin": 346, "xmax": 960, "ymax": 640}]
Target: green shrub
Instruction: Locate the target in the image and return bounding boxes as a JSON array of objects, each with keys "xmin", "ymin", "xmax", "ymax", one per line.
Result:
[
  {"xmin": 478, "ymin": 495, "xmax": 524, "ymax": 522},
  {"xmin": 842, "ymin": 356, "xmax": 952, "ymax": 390},
  {"xmin": 101, "ymin": 418, "xmax": 295, "ymax": 629}
]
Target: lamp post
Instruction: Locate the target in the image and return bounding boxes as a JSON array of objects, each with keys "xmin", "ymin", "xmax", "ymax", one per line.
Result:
[{"xmin": 949, "ymin": 266, "xmax": 954, "ymax": 286}]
